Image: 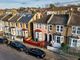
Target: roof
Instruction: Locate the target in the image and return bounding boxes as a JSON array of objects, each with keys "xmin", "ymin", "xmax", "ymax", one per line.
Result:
[
  {"xmin": 48, "ymin": 14, "xmax": 69, "ymax": 25},
  {"xmin": 0, "ymin": 14, "xmax": 5, "ymax": 20},
  {"xmin": 8, "ymin": 14, "xmax": 21, "ymax": 22},
  {"xmin": 53, "ymin": 5, "xmax": 79, "ymax": 11},
  {"xmin": 33, "ymin": 14, "xmax": 51, "ymax": 23},
  {"xmin": 2, "ymin": 14, "xmax": 13, "ymax": 21},
  {"xmin": 18, "ymin": 13, "xmax": 33, "ymax": 23},
  {"xmin": 68, "ymin": 13, "xmax": 80, "ymax": 26}
]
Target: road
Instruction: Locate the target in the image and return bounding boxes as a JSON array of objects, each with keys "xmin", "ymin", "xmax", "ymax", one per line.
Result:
[
  {"xmin": 24, "ymin": 43, "xmax": 78, "ymax": 60},
  {"xmin": 0, "ymin": 44, "xmax": 78, "ymax": 60},
  {"xmin": 0, "ymin": 44, "xmax": 43, "ymax": 60}
]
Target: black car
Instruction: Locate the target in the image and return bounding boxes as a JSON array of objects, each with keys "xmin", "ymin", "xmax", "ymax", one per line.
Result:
[
  {"xmin": 27, "ymin": 48, "xmax": 46, "ymax": 58},
  {"xmin": 9, "ymin": 41, "xmax": 28, "ymax": 51},
  {"xmin": 0, "ymin": 38, "xmax": 8, "ymax": 44}
]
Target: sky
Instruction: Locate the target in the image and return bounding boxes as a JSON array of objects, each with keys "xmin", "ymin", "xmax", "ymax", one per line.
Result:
[{"xmin": 0, "ymin": 0, "xmax": 80, "ymax": 9}]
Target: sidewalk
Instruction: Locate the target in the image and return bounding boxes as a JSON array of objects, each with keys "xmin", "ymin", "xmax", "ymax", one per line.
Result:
[
  {"xmin": 23, "ymin": 43, "xmax": 56, "ymax": 60},
  {"xmin": 23, "ymin": 43, "xmax": 79, "ymax": 60}
]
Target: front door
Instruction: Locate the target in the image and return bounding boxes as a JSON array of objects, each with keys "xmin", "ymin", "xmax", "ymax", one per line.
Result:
[
  {"xmin": 49, "ymin": 34, "xmax": 52, "ymax": 43},
  {"xmin": 45, "ymin": 34, "xmax": 47, "ymax": 42}
]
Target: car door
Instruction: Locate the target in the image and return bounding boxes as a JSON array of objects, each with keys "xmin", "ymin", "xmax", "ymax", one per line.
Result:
[{"xmin": 30, "ymin": 49, "xmax": 37, "ymax": 56}]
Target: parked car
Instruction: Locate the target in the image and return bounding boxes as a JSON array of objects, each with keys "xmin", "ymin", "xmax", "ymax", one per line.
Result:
[
  {"xmin": 9, "ymin": 41, "xmax": 28, "ymax": 51},
  {"xmin": 0, "ymin": 38, "xmax": 8, "ymax": 44},
  {"xmin": 27, "ymin": 48, "xmax": 46, "ymax": 58}
]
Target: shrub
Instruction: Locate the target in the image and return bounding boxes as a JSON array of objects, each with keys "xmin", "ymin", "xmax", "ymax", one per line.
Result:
[{"xmin": 61, "ymin": 43, "xmax": 69, "ymax": 50}]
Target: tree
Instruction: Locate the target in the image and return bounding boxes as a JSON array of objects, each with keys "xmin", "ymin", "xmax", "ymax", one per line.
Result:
[{"xmin": 49, "ymin": 4, "xmax": 56, "ymax": 8}]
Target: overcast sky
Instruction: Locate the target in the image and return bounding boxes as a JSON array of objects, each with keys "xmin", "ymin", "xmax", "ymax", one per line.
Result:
[{"xmin": 0, "ymin": 0, "xmax": 80, "ymax": 9}]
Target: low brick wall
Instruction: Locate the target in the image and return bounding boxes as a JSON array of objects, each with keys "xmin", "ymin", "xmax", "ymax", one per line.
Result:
[{"xmin": 23, "ymin": 39, "xmax": 45, "ymax": 48}]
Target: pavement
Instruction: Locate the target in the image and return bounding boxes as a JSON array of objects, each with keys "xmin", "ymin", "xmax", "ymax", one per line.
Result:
[{"xmin": 24, "ymin": 43, "xmax": 79, "ymax": 60}]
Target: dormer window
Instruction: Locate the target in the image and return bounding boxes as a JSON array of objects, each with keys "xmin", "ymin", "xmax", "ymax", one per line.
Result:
[{"xmin": 56, "ymin": 25, "xmax": 63, "ymax": 33}]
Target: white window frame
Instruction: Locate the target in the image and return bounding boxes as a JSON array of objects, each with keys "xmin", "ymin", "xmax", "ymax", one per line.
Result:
[
  {"xmin": 5, "ymin": 27, "xmax": 9, "ymax": 33},
  {"xmin": 36, "ymin": 32, "xmax": 39, "ymax": 39},
  {"xmin": 77, "ymin": 7, "xmax": 80, "ymax": 11},
  {"xmin": 11, "ymin": 28, "xmax": 16, "ymax": 35},
  {"xmin": 39, "ymin": 32, "xmax": 43, "ymax": 41},
  {"xmin": 71, "ymin": 38, "xmax": 77, "ymax": 47},
  {"xmin": 34, "ymin": 23, "xmax": 37, "ymax": 29},
  {"xmin": 37, "ymin": 24, "xmax": 41, "ymax": 28},
  {"xmin": 72, "ymin": 26, "xmax": 80, "ymax": 35},
  {"xmin": 55, "ymin": 36, "xmax": 64, "ymax": 43},
  {"xmin": 35, "ymin": 32, "xmax": 43, "ymax": 41},
  {"xmin": 56, "ymin": 25, "xmax": 63, "ymax": 33},
  {"xmin": 48, "ymin": 25, "xmax": 52, "ymax": 31}
]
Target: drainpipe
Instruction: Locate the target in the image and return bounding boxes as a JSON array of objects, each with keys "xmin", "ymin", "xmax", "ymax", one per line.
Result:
[{"xmin": 65, "ymin": 25, "xmax": 68, "ymax": 44}]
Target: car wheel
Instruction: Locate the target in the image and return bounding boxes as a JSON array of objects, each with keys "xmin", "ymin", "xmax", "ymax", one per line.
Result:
[
  {"xmin": 20, "ymin": 48, "xmax": 24, "ymax": 51},
  {"xmin": 41, "ymin": 54, "xmax": 45, "ymax": 58},
  {"xmin": 37, "ymin": 56, "xmax": 40, "ymax": 58},
  {"xmin": 25, "ymin": 50, "xmax": 28, "ymax": 54}
]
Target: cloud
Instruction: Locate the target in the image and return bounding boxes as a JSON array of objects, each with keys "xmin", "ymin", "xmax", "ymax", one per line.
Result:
[{"xmin": 0, "ymin": 0, "xmax": 80, "ymax": 8}]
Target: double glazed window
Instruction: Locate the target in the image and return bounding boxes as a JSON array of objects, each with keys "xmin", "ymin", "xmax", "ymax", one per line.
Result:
[
  {"xmin": 56, "ymin": 25, "xmax": 63, "ymax": 33},
  {"xmin": 37, "ymin": 24, "xmax": 41, "ymax": 28},
  {"xmin": 48, "ymin": 25, "xmax": 52, "ymax": 31},
  {"xmin": 71, "ymin": 38, "xmax": 77, "ymax": 47},
  {"xmin": 73, "ymin": 40, "xmax": 77, "ymax": 47},
  {"xmin": 72, "ymin": 26, "xmax": 80, "ymax": 35},
  {"xmin": 55, "ymin": 36, "xmax": 64, "ymax": 43},
  {"xmin": 36, "ymin": 32, "xmax": 42, "ymax": 41},
  {"xmin": 56, "ymin": 36, "xmax": 60, "ymax": 43}
]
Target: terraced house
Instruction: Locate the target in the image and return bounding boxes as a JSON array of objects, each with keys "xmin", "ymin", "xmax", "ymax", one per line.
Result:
[
  {"xmin": 67, "ymin": 12, "xmax": 80, "ymax": 48},
  {"xmin": 0, "ymin": 14, "xmax": 6, "ymax": 36},
  {"xmin": 33, "ymin": 14, "xmax": 70, "ymax": 48},
  {"xmin": 17, "ymin": 13, "xmax": 34, "ymax": 41},
  {"xmin": 0, "ymin": 12, "xmax": 42, "ymax": 42},
  {"xmin": 47, "ymin": 14, "xmax": 69, "ymax": 47},
  {"xmin": 1, "ymin": 14, "xmax": 13, "ymax": 39},
  {"xmin": 7, "ymin": 13, "xmax": 21, "ymax": 41},
  {"xmin": 32, "ymin": 14, "xmax": 52, "ymax": 47}
]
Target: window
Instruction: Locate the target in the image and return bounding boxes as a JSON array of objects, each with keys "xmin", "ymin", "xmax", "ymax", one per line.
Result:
[
  {"xmin": 16, "ymin": 23, "xmax": 18, "ymax": 27},
  {"xmin": 39, "ymin": 24, "xmax": 41, "ymax": 28},
  {"xmin": 11, "ymin": 28, "xmax": 16, "ymax": 35},
  {"xmin": 72, "ymin": 26, "xmax": 76, "ymax": 34},
  {"xmin": 73, "ymin": 40, "xmax": 77, "ymax": 47},
  {"xmin": 39, "ymin": 32, "xmax": 42, "ymax": 41},
  {"xmin": 56, "ymin": 36, "xmax": 60, "ymax": 43},
  {"xmin": 20, "ymin": 23, "xmax": 22, "ymax": 28},
  {"xmin": 71, "ymin": 38, "xmax": 77, "ymax": 47},
  {"xmin": 48, "ymin": 25, "xmax": 52, "ymax": 31},
  {"xmin": 5, "ymin": 27, "xmax": 9, "ymax": 33},
  {"xmin": 37, "ymin": 24, "xmax": 41, "ymax": 28},
  {"xmin": 72, "ymin": 26, "xmax": 80, "ymax": 35},
  {"xmin": 50, "ymin": 25, "xmax": 52, "ymax": 30},
  {"xmin": 77, "ymin": 7, "xmax": 80, "ymax": 11},
  {"xmin": 56, "ymin": 25, "xmax": 63, "ymax": 32},
  {"xmin": 77, "ymin": 27, "xmax": 80, "ymax": 34},
  {"xmin": 35, "ymin": 32, "xmax": 42, "ymax": 41},
  {"xmin": 36, "ymin": 32, "xmax": 39, "ymax": 38},
  {"xmin": 33, "ymin": 24, "xmax": 36, "ymax": 29},
  {"xmin": 55, "ymin": 36, "xmax": 64, "ymax": 43}
]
